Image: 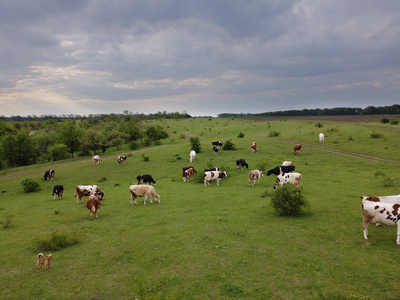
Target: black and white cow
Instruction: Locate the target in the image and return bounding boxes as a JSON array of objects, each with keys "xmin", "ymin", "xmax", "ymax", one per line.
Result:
[
  {"xmin": 212, "ymin": 146, "xmax": 220, "ymax": 155},
  {"xmin": 118, "ymin": 156, "xmax": 127, "ymax": 165},
  {"xmin": 52, "ymin": 185, "xmax": 64, "ymax": 200},
  {"xmin": 137, "ymin": 174, "xmax": 157, "ymax": 185},
  {"xmin": 236, "ymin": 159, "xmax": 249, "ymax": 170},
  {"xmin": 212, "ymin": 141, "xmax": 223, "ymax": 147},
  {"xmin": 43, "ymin": 170, "xmax": 55, "ymax": 181},
  {"xmin": 267, "ymin": 165, "xmax": 295, "ymax": 176}
]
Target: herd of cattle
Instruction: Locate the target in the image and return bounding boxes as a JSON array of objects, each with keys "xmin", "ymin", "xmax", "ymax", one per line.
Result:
[{"xmin": 41, "ymin": 134, "xmax": 400, "ymax": 245}]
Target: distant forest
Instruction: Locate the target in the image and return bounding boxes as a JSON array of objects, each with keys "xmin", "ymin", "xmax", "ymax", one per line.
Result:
[{"xmin": 218, "ymin": 105, "xmax": 400, "ymax": 118}]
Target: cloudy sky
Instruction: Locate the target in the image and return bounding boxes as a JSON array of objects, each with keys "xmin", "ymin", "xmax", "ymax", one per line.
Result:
[{"xmin": 0, "ymin": 1, "xmax": 399, "ymax": 117}]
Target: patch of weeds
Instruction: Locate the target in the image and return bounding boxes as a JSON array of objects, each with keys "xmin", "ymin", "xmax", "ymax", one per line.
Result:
[
  {"xmin": 31, "ymin": 228, "xmax": 80, "ymax": 252},
  {"xmin": 168, "ymin": 154, "xmax": 182, "ymax": 162},
  {"xmin": 142, "ymin": 154, "xmax": 150, "ymax": 162},
  {"xmin": 315, "ymin": 122, "xmax": 323, "ymax": 128},
  {"xmin": 237, "ymin": 132, "xmax": 245, "ymax": 138},
  {"xmin": 98, "ymin": 177, "xmax": 107, "ymax": 182},
  {"xmin": 374, "ymin": 171, "xmax": 396, "ymax": 187},
  {"xmin": 268, "ymin": 131, "xmax": 280, "ymax": 137},
  {"xmin": 348, "ymin": 136, "xmax": 354, "ymax": 141},
  {"xmin": 327, "ymin": 126, "xmax": 338, "ymax": 133},
  {"xmin": 390, "ymin": 119, "xmax": 398, "ymax": 125},
  {"xmin": 114, "ymin": 183, "xmax": 120, "ymax": 187},
  {"xmin": 370, "ymin": 131, "xmax": 383, "ymax": 139},
  {"xmin": 0, "ymin": 214, "xmax": 14, "ymax": 229},
  {"xmin": 256, "ymin": 161, "xmax": 268, "ymax": 172},
  {"xmin": 54, "ymin": 210, "xmax": 60, "ymax": 215},
  {"xmin": 220, "ymin": 283, "xmax": 244, "ymax": 297},
  {"xmin": 380, "ymin": 117, "xmax": 389, "ymax": 124}
]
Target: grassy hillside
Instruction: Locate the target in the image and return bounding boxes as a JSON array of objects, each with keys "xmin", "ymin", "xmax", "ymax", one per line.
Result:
[{"xmin": 1, "ymin": 118, "xmax": 400, "ymax": 299}]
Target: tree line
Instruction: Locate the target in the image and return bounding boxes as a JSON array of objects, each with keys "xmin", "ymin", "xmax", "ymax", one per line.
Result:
[
  {"xmin": 218, "ymin": 105, "xmax": 400, "ymax": 118},
  {"xmin": 0, "ymin": 114, "xmax": 173, "ymax": 170}
]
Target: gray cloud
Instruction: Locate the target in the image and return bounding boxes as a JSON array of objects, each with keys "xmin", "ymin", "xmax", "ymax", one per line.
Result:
[{"xmin": 0, "ymin": 0, "xmax": 399, "ymax": 117}]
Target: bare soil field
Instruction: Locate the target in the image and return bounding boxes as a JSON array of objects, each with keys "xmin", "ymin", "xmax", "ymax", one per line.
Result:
[{"xmin": 242, "ymin": 114, "xmax": 400, "ymax": 122}]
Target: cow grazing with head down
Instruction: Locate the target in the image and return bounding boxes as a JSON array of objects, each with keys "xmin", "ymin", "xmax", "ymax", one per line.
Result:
[
  {"xmin": 248, "ymin": 170, "xmax": 264, "ymax": 187},
  {"xmin": 183, "ymin": 167, "xmax": 197, "ymax": 182},
  {"xmin": 204, "ymin": 170, "xmax": 227, "ymax": 186},
  {"xmin": 212, "ymin": 146, "xmax": 220, "ymax": 155},
  {"xmin": 52, "ymin": 185, "xmax": 64, "ymax": 200},
  {"xmin": 43, "ymin": 170, "xmax": 55, "ymax": 181},
  {"xmin": 293, "ymin": 144, "xmax": 302, "ymax": 155},
  {"xmin": 92, "ymin": 155, "xmax": 102, "ymax": 165},
  {"xmin": 75, "ymin": 185, "xmax": 104, "ymax": 204},
  {"xmin": 118, "ymin": 156, "xmax": 127, "ymax": 165},
  {"xmin": 212, "ymin": 141, "xmax": 223, "ymax": 147},
  {"xmin": 267, "ymin": 165, "xmax": 295, "ymax": 176},
  {"xmin": 361, "ymin": 197, "xmax": 400, "ymax": 245},
  {"xmin": 273, "ymin": 172, "xmax": 303, "ymax": 190},
  {"xmin": 236, "ymin": 159, "xmax": 249, "ymax": 170},
  {"xmin": 130, "ymin": 185, "xmax": 160, "ymax": 205},
  {"xmin": 251, "ymin": 142, "xmax": 258, "ymax": 153},
  {"xmin": 319, "ymin": 133, "xmax": 324, "ymax": 143},
  {"xmin": 86, "ymin": 194, "xmax": 101, "ymax": 220},
  {"xmin": 137, "ymin": 174, "xmax": 156, "ymax": 185},
  {"xmin": 190, "ymin": 150, "xmax": 196, "ymax": 163}
]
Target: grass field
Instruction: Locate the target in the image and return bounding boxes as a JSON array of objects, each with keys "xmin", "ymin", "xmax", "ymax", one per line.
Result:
[{"xmin": 1, "ymin": 117, "xmax": 400, "ymax": 299}]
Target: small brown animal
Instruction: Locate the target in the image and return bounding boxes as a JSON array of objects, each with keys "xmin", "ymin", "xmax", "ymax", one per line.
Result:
[{"xmin": 36, "ymin": 253, "xmax": 52, "ymax": 271}]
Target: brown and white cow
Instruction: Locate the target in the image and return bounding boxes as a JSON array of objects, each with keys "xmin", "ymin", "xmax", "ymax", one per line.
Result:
[
  {"xmin": 118, "ymin": 155, "xmax": 127, "ymax": 165},
  {"xmin": 204, "ymin": 170, "xmax": 227, "ymax": 186},
  {"xmin": 361, "ymin": 198, "xmax": 400, "ymax": 244},
  {"xmin": 273, "ymin": 172, "xmax": 302, "ymax": 190},
  {"xmin": 92, "ymin": 155, "xmax": 102, "ymax": 165},
  {"xmin": 248, "ymin": 170, "xmax": 264, "ymax": 187},
  {"xmin": 183, "ymin": 167, "xmax": 197, "ymax": 182},
  {"xmin": 251, "ymin": 142, "xmax": 258, "ymax": 153},
  {"xmin": 129, "ymin": 185, "xmax": 160, "ymax": 205},
  {"xmin": 293, "ymin": 144, "xmax": 302, "ymax": 155},
  {"xmin": 75, "ymin": 185, "xmax": 104, "ymax": 204},
  {"xmin": 86, "ymin": 194, "xmax": 101, "ymax": 220}
]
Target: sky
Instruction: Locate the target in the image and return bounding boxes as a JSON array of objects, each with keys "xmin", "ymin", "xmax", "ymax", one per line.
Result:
[{"xmin": 0, "ymin": 1, "xmax": 399, "ymax": 117}]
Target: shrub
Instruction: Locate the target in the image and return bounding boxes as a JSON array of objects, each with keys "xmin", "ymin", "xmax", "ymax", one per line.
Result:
[
  {"xmin": 21, "ymin": 178, "xmax": 40, "ymax": 193},
  {"xmin": 190, "ymin": 137, "xmax": 201, "ymax": 153},
  {"xmin": 222, "ymin": 140, "xmax": 236, "ymax": 150},
  {"xmin": 268, "ymin": 131, "xmax": 280, "ymax": 137},
  {"xmin": 380, "ymin": 117, "xmax": 389, "ymax": 124},
  {"xmin": 142, "ymin": 154, "xmax": 150, "ymax": 162},
  {"xmin": 315, "ymin": 122, "xmax": 323, "ymax": 128},
  {"xmin": 370, "ymin": 131, "xmax": 383, "ymax": 139},
  {"xmin": 46, "ymin": 143, "xmax": 69, "ymax": 161},
  {"xmin": 0, "ymin": 214, "xmax": 14, "ymax": 229},
  {"xmin": 31, "ymin": 228, "xmax": 80, "ymax": 251},
  {"xmin": 390, "ymin": 119, "xmax": 398, "ymax": 125},
  {"xmin": 237, "ymin": 132, "xmax": 245, "ymax": 138},
  {"xmin": 270, "ymin": 185, "xmax": 309, "ymax": 216}
]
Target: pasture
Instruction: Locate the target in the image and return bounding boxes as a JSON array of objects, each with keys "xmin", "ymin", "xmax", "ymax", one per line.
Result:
[{"xmin": 1, "ymin": 117, "xmax": 400, "ymax": 299}]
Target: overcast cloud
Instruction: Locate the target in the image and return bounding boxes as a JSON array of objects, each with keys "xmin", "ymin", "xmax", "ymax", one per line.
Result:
[{"xmin": 0, "ymin": 0, "xmax": 399, "ymax": 117}]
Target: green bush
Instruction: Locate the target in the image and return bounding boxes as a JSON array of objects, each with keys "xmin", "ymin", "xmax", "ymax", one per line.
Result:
[
  {"xmin": 21, "ymin": 178, "xmax": 40, "ymax": 193},
  {"xmin": 370, "ymin": 131, "xmax": 383, "ymax": 139},
  {"xmin": 31, "ymin": 228, "xmax": 80, "ymax": 251},
  {"xmin": 315, "ymin": 122, "xmax": 323, "ymax": 128},
  {"xmin": 270, "ymin": 185, "xmax": 308, "ymax": 216},
  {"xmin": 380, "ymin": 117, "xmax": 390, "ymax": 124},
  {"xmin": 190, "ymin": 137, "xmax": 201, "ymax": 153},
  {"xmin": 237, "ymin": 132, "xmax": 245, "ymax": 138},
  {"xmin": 390, "ymin": 119, "xmax": 398, "ymax": 125},
  {"xmin": 268, "ymin": 131, "xmax": 280, "ymax": 137},
  {"xmin": 222, "ymin": 140, "xmax": 236, "ymax": 150}
]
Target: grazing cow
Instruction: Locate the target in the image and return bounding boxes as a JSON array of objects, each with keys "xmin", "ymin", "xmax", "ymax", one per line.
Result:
[
  {"xmin": 52, "ymin": 185, "xmax": 64, "ymax": 200},
  {"xmin": 183, "ymin": 167, "xmax": 197, "ymax": 182},
  {"xmin": 273, "ymin": 172, "xmax": 303, "ymax": 190},
  {"xmin": 204, "ymin": 170, "xmax": 227, "ymax": 186},
  {"xmin": 267, "ymin": 165, "xmax": 295, "ymax": 176},
  {"xmin": 75, "ymin": 185, "xmax": 104, "ymax": 204},
  {"xmin": 282, "ymin": 161, "xmax": 294, "ymax": 166},
  {"xmin": 92, "ymin": 155, "xmax": 102, "ymax": 165},
  {"xmin": 319, "ymin": 133, "xmax": 324, "ymax": 143},
  {"xmin": 248, "ymin": 170, "xmax": 264, "ymax": 187},
  {"xmin": 86, "ymin": 194, "xmax": 101, "ymax": 220},
  {"xmin": 293, "ymin": 144, "xmax": 302, "ymax": 155},
  {"xmin": 137, "ymin": 174, "xmax": 156, "ymax": 185},
  {"xmin": 212, "ymin": 146, "xmax": 220, "ymax": 155},
  {"xmin": 236, "ymin": 159, "xmax": 249, "ymax": 170},
  {"xmin": 190, "ymin": 150, "xmax": 196, "ymax": 163},
  {"xmin": 212, "ymin": 141, "xmax": 223, "ymax": 147},
  {"xmin": 118, "ymin": 155, "xmax": 127, "ymax": 165},
  {"xmin": 361, "ymin": 198, "xmax": 400, "ymax": 244},
  {"xmin": 43, "ymin": 170, "xmax": 55, "ymax": 181},
  {"xmin": 130, "ymin": 185, "xmax": 160, "ymax": 205},
  {"xmin": 251, "ymin": 142, "xmax": 258, "ymax": 153}
]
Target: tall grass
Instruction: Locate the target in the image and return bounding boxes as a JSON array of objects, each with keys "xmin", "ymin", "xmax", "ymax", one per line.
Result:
[{"xmin": 1, "ymin": 118, "xmax": 400, "ymax": 299}]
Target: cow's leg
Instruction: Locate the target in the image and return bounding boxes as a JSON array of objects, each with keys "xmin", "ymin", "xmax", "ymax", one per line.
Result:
[
  {"xmin": 362, "ymin": 218, "xmax": 369, "ymax": 240},
  {"xmin": 397, "ymin": 223, "xmax": 400, "ymax": 245},
  {"xmin": 149, "ymin": 196, "xmax": 153, "ymax": 204},
  {"xmin": 144, "ymin": 196, "xmax": 147, "ymax": 205}
]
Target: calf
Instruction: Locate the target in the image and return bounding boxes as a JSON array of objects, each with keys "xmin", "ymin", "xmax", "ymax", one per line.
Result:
[
  {"xmin": 183, "ymin": 167, "xmax": 197, "ymax": 182},
  {"xmin": 118, "ymin": 155, "xmax": 127, "ymax": 165},
  {"xmin": 212, "ymin": 141, "xmax": 223, "ymax": 147},
  {"xmin": 137, "ymin": 174, "xmax": 156, "ymax": 185},
  {"xmin": 75, "ymin": 185, "xmax": 104, "ymax": 204},
  {"xmin": 248, "ymin": 170, "xmax": 264, "ymax": 187},
  {"xmin": 92, "ymin": 155, "xmax": 102, "ymax": 165},
  {"xmin": 251, "ymin": 142, "xmax": 258, "ymax": 153},
  {"xmin": 190, "ymin": 150, "xmax": 196, "ymax": 163},
  {"xmin": 52, "ymin": 185, "xmax": 64, "ymax": 200},
  {"xmin": 293, "ymin": 144, "xmax": 302, "ymax": 155},
  {"xmin": 319, "ymin": 133, "xmax": 324, "ymax": 143},
  {"xmin": 361, "ymin": 198, "xmax": 400, "ymax": 245},
  {"xmin": 212, "ymin": 146, "xmax": 220, "ymax": 155},
  {"xmin": 86, "ymin": 194, "xmax": 101, "ymax": 220},
  {"xmin": 130, "ymin": 185, "xmax": 160, "ymax": 205},
  {"xmin": 236, "ymin": 159, "xmax": 249, "ymax": 170},
  {"xmin": 273, "ymin": 172, "xmax": 303, "ymax": 190},
  {"xmin": 267, "ymin": 165, "xmax": 295, "ymax": 176},
  {"xmin": 204, "ymin": 171, "xmax": 227, "ymax": 186},
  {"xmin": 43, "ymin": 170, "xmax": 55, "ymax": 181}
]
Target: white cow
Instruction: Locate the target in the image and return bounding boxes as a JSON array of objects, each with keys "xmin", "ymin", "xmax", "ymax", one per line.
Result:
[
  {"xmin": 273, "ymin": 172, "xmax": 302, "ymax": 190},
  {"xmin": 248, "ymin": 170, "xmax": 264, "ymax": 187},
  {"xmin": 129, "ymin": 185, "xmax": 160, "ymax": 205},
  {"xmin": 190, "ymin": 150, "xmax": 196, "ymax": 163},
  {"xmin": 319, "ymin": 133, "xmax": 324, "ymax": 143}
]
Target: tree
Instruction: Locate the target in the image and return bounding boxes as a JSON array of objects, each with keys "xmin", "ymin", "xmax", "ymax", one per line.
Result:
[
  {"xmin": 145, "ymin": 125, "xmax": 169, "ymax": 141},
  {"xmin": 59, "ymin": 121, "xmax": 83, "ymax": 158},
  {"xmin": 190, "ymin": 137, "xmax": 201, "ymax": 153},
  {"xmin": 1, "ymin": 133, "xmax": 37, "ymax": 167}
]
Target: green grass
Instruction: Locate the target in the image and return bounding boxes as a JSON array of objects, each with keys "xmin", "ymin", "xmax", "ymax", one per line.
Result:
[{"xmin": 1, "ymin": 118, "xmax": 400, "ymax": 299}]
